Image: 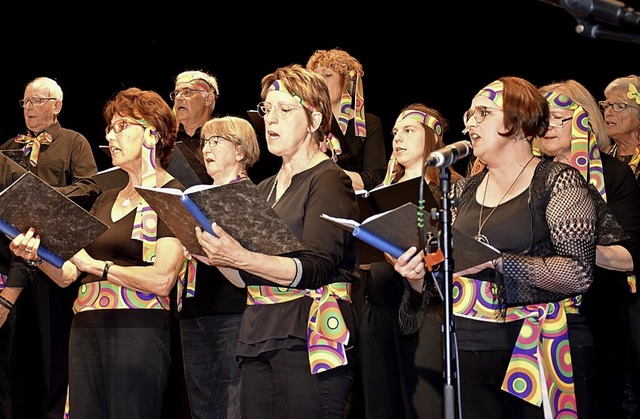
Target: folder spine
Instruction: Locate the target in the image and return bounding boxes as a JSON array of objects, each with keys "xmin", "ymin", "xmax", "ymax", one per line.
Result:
[{"xmin": 0, "ymin": 220, "xmax": 64, "ymax": 268}]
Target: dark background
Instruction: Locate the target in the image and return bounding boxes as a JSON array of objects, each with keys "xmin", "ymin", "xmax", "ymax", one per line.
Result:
[{"xmin": 2, "ymin": 0, "xmax": 639, "ymax": 182}]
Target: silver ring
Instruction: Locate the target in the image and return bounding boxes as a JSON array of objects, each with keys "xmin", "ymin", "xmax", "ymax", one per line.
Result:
[
  {"xmin": 414, "ymin": 266, "xmax": 420, "ymax": 273},
  {"xmin": 26, "ymin": 249, "xmax": 32, "ymax": 253}
]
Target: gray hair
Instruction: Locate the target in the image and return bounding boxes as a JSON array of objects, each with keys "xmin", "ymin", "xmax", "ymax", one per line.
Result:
[{"xmin": 27, "ymin": 77, "xmax": 63, "ymax": 101}]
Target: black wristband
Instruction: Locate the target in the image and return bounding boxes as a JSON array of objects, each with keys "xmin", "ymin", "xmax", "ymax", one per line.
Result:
[
  {"xmin": 25, "ymin": 257, "xmax": 44, "ymax": 267},
  {"xmin": 0, "ymin": 295, "xmax": 14, "ymax": 310},
  {"xmin": 102, "ymin": 261, "xmax": 113, "ymax": 280}
]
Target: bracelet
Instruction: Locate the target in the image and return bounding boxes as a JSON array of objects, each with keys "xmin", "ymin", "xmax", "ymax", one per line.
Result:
[
  {"xmin": 102, "ymin": 261, "xmax": 113, "ymax": 280},
  {"xmin": 0, "ymin": 295, "xmax": 14, "ymax": 310},
  {"xmin": 289, "ymin": 258, "xmax": 303, "ymax": 287},
  {"xmin": 25, "ymin": 257, "xmax": 44, "ymax": 267}
]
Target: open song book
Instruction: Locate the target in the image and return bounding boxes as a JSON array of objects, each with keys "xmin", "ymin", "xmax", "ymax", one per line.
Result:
[
  {"xmin": 135, "ymin": 180, "xmax": 304, "ymax": 257},
  {"xmin": 321, "ymin": 202, "xmax": 500, "ymax": 271},
  {"xmin": 0, "ymin": 172, "xmax": 109, "ymax": 268},
  {"xmin": 355, "ymin": 176, "xmax": 439, "ymax": 222}
]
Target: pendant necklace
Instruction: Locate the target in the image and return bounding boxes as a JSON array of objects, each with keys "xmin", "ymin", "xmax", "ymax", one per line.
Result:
[
  {"xmin": 121, "ymin": 191, "xmax": 137, "ymax": 207},
  {"xmin": 475, "ymin": 156, "xmax": 535, "ymax": 245},
  {"xmin": 267, "ymin": 148, "xmax": 321, "ymax": 208}
]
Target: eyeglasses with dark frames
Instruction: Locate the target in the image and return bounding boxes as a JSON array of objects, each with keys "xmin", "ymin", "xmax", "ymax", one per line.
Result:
[
  {"xmin": 598, "ymin": 101, "xmax": 638, "ymax": 113},
  {"xmin": 105, "ymin": 119, "xmax": 145, "ymax": 136},
  {"xmin": 548, "ymin": 116, "xmax": 573, "ymax": 128},
  {"xmin": 19, "ymin": 97, "xmax": 56, "ymax": 108},
  {"xmin": 200, "ymin": 135, "xmax": 234, "ymax": 149},
  {"xmin": 169, "ymin": 88, "xmax": 207, "ymax": 101},
  {"xmin": 257, "ymin": 101, "xmax": 306, "ymax": 119}
]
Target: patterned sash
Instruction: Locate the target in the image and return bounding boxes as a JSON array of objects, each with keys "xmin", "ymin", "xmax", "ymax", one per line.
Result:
[
  {"xmin": 175, "ymin": 258, "xmax": 197, "ymax": 311},
  {"xmin": 453, "ymin": 276, "xmax": 578, "ymax": 418},
  {"xmin": 73, "ymin": 281, "xmax": 170, "ymax": 313},
  {"xmin": 246, "ymin": 282, "xmax": 352, "ymax": 374}
]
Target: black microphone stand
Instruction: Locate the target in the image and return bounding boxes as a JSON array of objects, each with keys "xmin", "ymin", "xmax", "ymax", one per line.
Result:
[
  {"xmin": 575, "ymin": 19, "xmax": 640, "ymax": 43},
  {"xmin": 423, "ymin": 166, "xmax": 458, "ymax": 419},
  {"xmin": 439, "ymin": 166, "xmax": 458, "ymax": 419}
]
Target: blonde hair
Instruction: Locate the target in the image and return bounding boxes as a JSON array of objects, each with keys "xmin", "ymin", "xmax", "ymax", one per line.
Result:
[
  {"xmin": 540, "ymin": 79, "xmax": 611, "ymax": 151},
  {"xmin": 201, "ymin": 116, "xmax": 260, "ymax": 167},
  {"xmin": 604, "ymin": 74, "xmax": 640, "ymax": 119}
]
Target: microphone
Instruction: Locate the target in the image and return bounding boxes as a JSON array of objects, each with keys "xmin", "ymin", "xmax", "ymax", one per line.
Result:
[
  {"xmin": 539, "ymin": 0, "xmax": 640, "ymax": 27},
  {"xmin": 425, "ymin": 140, "xmax": 473, "ymax": 168}
]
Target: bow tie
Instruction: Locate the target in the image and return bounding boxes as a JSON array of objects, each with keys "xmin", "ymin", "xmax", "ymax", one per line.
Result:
[{"xmin": 14, "ymin": 131, "xmax": 53, "ymax": 166}]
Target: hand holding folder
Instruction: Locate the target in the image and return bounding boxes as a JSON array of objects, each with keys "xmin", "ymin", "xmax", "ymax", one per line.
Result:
[
  {"xmin": 321, "ymin": 202, "xmax": 500, "ymax": 271},
  {"xmin": 0, "ymin": 172, "xmax": 109, "ymax": 268}
]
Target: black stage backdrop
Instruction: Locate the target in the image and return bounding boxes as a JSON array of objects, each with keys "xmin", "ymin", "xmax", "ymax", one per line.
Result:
[{"xmin": 2, "ymin": 0, "xmax": 639, "ymax": 182}]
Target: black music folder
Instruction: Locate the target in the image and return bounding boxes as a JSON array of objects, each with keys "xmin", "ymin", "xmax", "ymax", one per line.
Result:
[
  {"xmin": 92, "ymin": 166, "xmax": 129, "ymax": 192},
  {"xmin": 1, "ymin": 149, "xmax": 30, "ymax": 170},
  {"xmin": 0, "ymin": 172, "xmax": 109, "ymax": 268},
  {"xmin": 99, "ymin": 142, "xmax": 211, "ymax": 188},
  {"xmin": 355, "ymin": 177, "xmax": 439, "ymax": 222},
  {"xmin": 322, "ymin": 202, "xmax": 500, "ymax": 269},
  {"xmin": 136, "ymin": 180, "xmax": 304, "ymax": 257}
]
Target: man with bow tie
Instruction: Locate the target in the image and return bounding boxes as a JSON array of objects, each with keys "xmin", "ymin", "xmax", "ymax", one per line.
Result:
[{"xmin": 0, "ymin": 76, "xmax": 99, "ymax": 419}]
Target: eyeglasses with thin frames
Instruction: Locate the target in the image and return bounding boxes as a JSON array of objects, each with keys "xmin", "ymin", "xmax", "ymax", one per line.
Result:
[
  {"xmin": 200, "ymin": 135, "xmax": 234, "ymax": 149},
  {"xmin": 169, "ymin": 88, "xmax": 207, "ymax": 101},
  {"xmin": 598, "ymin": 101, "xmax": 638, "ymax": 113},
  {"xmin": 463, "ymin": 105, "xmax": 502, "ymax": 126},
  {"xmin": 257, "ymin": 101, "xmax": 305, "ymax": 119},
  {"xmin": 19, "ymin": 97, "xmax": 56, "ymax": 108},
  {"xmin": 548, "ymin": 116, "xmax": 573, "ymax": 128},
  {"xmin": 105, "ymin": 120, "xmax": 145, "ymax": 136}
]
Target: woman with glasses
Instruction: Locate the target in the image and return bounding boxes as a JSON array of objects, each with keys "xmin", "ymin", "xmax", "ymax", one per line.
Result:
[
  {"xmin": 178, "ymin": 116, "xmax": 260, "ymax": 419},
  {"xmin": 602, "ymin": 74, "xmax": 640, "ymax": 416},
  {"xmin": 194, "ymin": 64, "xmax": 359, "ymax": 418},
  {"xmin": 10, "ymin": 87, "xmax": 189, "ymax": 419},
  {"xmin": 535, "ymin": 79, "xmax": 640, "ymax": 418},
  {"xmin": 601, "ymin": 75, "xmax": 640, "ymax": 180},
  {"xmin": 394, "ymin": 77, "xmax": 598, "ymax": 419}
]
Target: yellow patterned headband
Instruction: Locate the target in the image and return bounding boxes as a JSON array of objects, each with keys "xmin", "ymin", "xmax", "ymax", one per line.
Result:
[
  {"xmin": 476, "ymin": 80, "xmax": 504, "ymax": 108},
  {"xmin": 543, "ymin": 91, "xmax": 606, "ymax": 200},
  {"xmin": 468, "ymin": 80, "xmax": 505, "ymax": 175},
  {"xmin": 268, "ymin": 80, "xmax": 315, "ymax": 113},
  {"xmin": 397, "ymin": 110, "xmax": 443, "ymax": 136},
  {"xmin": 269, "ymin": 79, "xmax": 342, "ymax": 161},
  {"xmin": 628, "ymin": 83, "xmax": 640, "ymax": 105}
]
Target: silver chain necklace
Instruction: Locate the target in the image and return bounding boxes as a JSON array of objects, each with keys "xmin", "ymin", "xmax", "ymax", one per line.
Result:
[{"xmin": 267, "ymin": 148, "xmax": 320, "ymax": 207}]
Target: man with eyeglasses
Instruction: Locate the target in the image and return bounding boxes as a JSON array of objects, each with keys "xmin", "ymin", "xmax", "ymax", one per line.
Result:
[
  {"xmin": 0, "ymin": 76, "xmax": 99, "ymax": 419},
  {"xmin": 166, "ymin": 69, "xmax": 219, "ymax": 417},
  {"xmin": 171, "ymin": 70, "xmax": 218, "ymax": 174}
]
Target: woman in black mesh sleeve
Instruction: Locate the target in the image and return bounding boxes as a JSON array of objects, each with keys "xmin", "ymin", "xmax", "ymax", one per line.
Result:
[{"xmin": 394, "ymin": 77, "xmax": 598, "ymax": 419}]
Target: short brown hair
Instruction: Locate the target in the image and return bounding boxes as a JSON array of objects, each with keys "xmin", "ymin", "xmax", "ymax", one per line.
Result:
[{"xmin": 103, "ymin": 87, "xmax": 177, "ymax": 169}]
